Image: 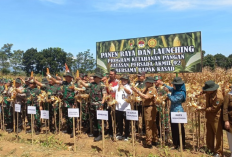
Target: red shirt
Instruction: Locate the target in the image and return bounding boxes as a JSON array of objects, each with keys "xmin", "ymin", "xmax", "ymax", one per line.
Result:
[{"xmin": 107, "ymin": 79, "xmax": 118, "ymax": 98}]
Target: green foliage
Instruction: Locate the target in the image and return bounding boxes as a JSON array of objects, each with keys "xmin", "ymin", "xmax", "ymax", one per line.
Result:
[
  {"xmin": 1, "ymin": 68, "xmax": 11, "ymax": 75},
  {"xmin": 10, "ymin": 49, "xmax": 24, "ymax": 75},
  {"xmin": 203, "ymin": 54, "xmax": 215, "ymax": 70},
  {"xmin": 73, "ymin": 49, "xmax": 96, "ymax": 74},
  {"xmin": 22, "ymin": 48, "xmax": 38, "ymax": 76},
  {"xmin": 40, "ymin": 135, "xmax": 67, "ymax": 150},
  {"xmin": 0, "ymin": 43, "xmax": 13, "ymax": 70}
]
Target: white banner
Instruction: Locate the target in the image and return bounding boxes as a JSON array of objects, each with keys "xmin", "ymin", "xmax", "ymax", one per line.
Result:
[
  {"xmin": 41, "ymin": 110, "xmax": 49, "ymax": 119},
  {"xmin": 68, "ymin": 108, "xmax": 79, "ymax": 117},
  {"xmin": 126, "ymin": 110, "xmax": 138, "ymax": 121},
  {"xmin": 97, "ymin": 110, "xmax": 108, "ymax": 120},
  {"xmin": 27, "ymin": 106, "xmax": 36, "ymax": 115},
  {"xmin": 171, "ymin": 112, "xmax": 187, "ymax": 123},
  {"xmin": 15, "ymin": 104, "xmax": 21, "ymax": 113}
]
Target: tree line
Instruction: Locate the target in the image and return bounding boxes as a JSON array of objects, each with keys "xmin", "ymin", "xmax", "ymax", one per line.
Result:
[
  {"xmin": 0, "ymin": 43, "xmax": 231, "ymax": 76},
  {"xmin": 0, "ymin": 43, "xmax": 95, "ymax": 76}
]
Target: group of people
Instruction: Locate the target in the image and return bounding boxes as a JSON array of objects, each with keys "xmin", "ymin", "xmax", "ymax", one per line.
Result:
[{"xmin": 0, "ymin": 68, "xmax": 232, "ymax": 157}]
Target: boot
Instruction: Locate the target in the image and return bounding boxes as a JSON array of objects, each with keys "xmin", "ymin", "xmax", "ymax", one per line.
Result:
[{"xmin": 94, "ymin": 135, "xmax": 102, "ymax": 142}]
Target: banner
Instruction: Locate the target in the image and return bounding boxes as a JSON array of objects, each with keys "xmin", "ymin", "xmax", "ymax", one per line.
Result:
[{"xmin": 96, "ymin": 31, "xmax": 202, "ymax": 74}]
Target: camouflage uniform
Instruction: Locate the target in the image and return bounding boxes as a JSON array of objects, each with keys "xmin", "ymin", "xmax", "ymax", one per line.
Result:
[
  {"xmin": 135, "ymin": 81, "xmax": 145, "ymax": 133},
  {"xmin": 15, "ymin": 85, "xmax": 26, "ymax": 130},
  {"xmin": 155, "ymin": 86, "xmax": 168, "ymax": 138},
  {"xmin": 41, "ymin": 83, "xmax": 61, "ymax": 130},
  {"xmin": 60, "ymin": 81, "xmax": 76, "ymax": 132},
  {"xmin": 3, "ymin": 82, "xmax": 13, "ymax": 129},
  {"xmin": 24, "ymin": 87, "xmax": 41, "ymax": 130},
  {"xmin": 88, "ymin": 82, "xmax": 106, "ymax": 133}
]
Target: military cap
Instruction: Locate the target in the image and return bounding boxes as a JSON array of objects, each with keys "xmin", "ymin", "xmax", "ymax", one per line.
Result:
[
  {"xmin": 25, "ymin": 77, "xmax": 30, "ymax": 82},
  {"xmin": 145, "ymin": 77, "xmax": 155, "ymax": 83},
  {"xmin": 202, "ymin": 80, "xmax": 219, "ymax": 91},
  {"xmin": 42, "ymin": 78, "xmax": 48, "ymax": 84},
  {"xmin": 63, "ymin": 72, "xmax": 74, "ymax": 78},
  {"xmin": 93, "ymin": 72, "xmax": 103, "ymax": 79},
  {"xmin": 15, "ymin": 78, "xmax": 21, "ymax": 84}
]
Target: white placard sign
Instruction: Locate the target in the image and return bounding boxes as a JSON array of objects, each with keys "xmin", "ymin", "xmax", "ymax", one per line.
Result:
[
  {"xmin": 41, "ymin": 110, "xmax": 49, "ymax": 119},
  {"xmin": 15, "ymin": 104, "xmax": 21, "ymax": 113},
  {"xmin": 126, "ymin": 110, "xmax": 138, "ymax": 121},
  {"xmin": 68, "ymin": 108, "xmax": 79, "ymax": 117},
  {"xmin": 97, "ymin": 110, "xmax": 108, "ymax": 120},
  {"xmin": 27, "ymin": 106, "xmax": 36, "ymax": 115},
  {"xmin": 171, "ymin": 112, "xmax": 187, "ymax": 123}
]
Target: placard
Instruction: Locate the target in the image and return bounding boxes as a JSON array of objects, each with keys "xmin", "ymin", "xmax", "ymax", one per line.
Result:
[
  {"xmin": 41, "ymin": 110, "xmax": 49, "ymax": 119},
  {"xmin": 15, "ymin": 104, "xmax": 21, "ymax": 113},
  {"xmin": 126, "ymin": 110, "xmax": 138, "ymax": 121},
  {"xmin": 96, "ymin": 31, "xmax": 202, "ymax": 74},
  {"xmin": 68, "ymin": 108, "xmax": 79, "ymax": 117},
  {"xmin": 97, "ymin": 110, "xmax": 108, "ymax": 120},
  {"xmin": 27, "ymin": 106, "xmax": 36, "ymax": 115},
  {"xmin": 171, "ymin": 112, "xmax": 187, "ymax": 123}
]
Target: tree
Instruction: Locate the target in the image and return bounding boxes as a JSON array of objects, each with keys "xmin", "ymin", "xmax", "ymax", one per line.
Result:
[
  {"xmin": 214, "ymin": 53, "xmax": 227, "ymax": 68},
  {"xmin": 10, "ymin": 50, "xmax": 24, "ymax": 75},
  {"xmin": 36, "ymin": 47, "xmax": 67, "ymax": 75},
  {"xmin": 66, "ymin": 53, "xmax": 74, "ymax": 72},
  {"xmin": 22, "ymin": 48, "xmax": 38, "ymax": 76},
  {"xmin": 73, "ymin": 49, "xmax": 95, "ymax": 74},
  {"xmin": 203, "ymin": 54, "xmax": 215, "ymax": 70},
  {"xmin": 0, "ymin": 43, "xmax": 13, "ymax": 70}
]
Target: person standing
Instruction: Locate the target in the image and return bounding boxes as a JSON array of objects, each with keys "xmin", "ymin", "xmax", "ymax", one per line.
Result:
[
  {"xmin": 48, "ymin": 72, "xmax": 76, "ymax": 138},
  {"xmin": 111, "ymin": 74, "xmax": 132, "ymax": 141},
  {"xmin": 79, "ymin": 71, "xmax": 106, "ymax": 142},
  {"xmin": 160, "ymin": 77, "xmax": 186, "ymax": 150},
  {"xmin": 223, "ymin": 89, "xmax": 232, "ymax": 157},
  {"xmin": 132, "ymin": 77, "xmax": 158, "ymax": 148},
  {"xmin": 197, "ymin": 80, "xmax": 223, "ymax": 157}
]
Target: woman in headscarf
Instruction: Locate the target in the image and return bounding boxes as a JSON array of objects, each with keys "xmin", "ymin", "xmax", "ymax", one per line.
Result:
[{"xmin": 160, "ymin": 77, "xmax": 186, "ymax": 150}]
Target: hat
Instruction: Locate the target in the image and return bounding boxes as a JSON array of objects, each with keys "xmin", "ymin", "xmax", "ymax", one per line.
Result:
[
  {"xmin": 15, "ymin": 78, "xmax": 21, "ymax": 84},
  {"xmin": 154, "ymin": 76, "xmax": 162, "ymax": 81},
  {"xmin": 138, "ymin": 71, "xmax": 145, "ymax": 76},
  {"xmin": 63, "ymin": 72, "xmax": 74, "ymax": 78},
  {"xmin": 25, "ymin": 77, "xmax": 29, "ymax": 82},
  {"xmin": 42, "ymin": 78, "xmax": 48, "ymax": 84},
  {"xmin": 120, "ymin": 74, "xmax": 129, "ymax": 80},
  {"xmin": 144, "ymin": 77, "xmax": 155, "ymax": 83},
  {"xmin": 93, "ymin": 72, "xmax": 103, "ymax": 79},
  {"xmin": 202, "ymin": 80, "xmax": 219, "ymax": 91},
  {"xmin": 171, "ymin": 77, "xmax": 184, "ymax": 85}
]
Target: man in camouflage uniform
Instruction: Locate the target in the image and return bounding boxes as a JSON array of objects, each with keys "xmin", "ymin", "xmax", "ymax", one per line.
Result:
[
  {"xmin": 135, "ymin": 72, "xmax": 146, "ymax": 134},
  {"xmin": 79, "ymin": 71, "xmax": 106, "ymax": 141},
  {"xmin": 16, "ymin": 78, "xmax": 42, "ymax": 134},
  {"xmin": 154, "ymin": 76, "xmax": 169, "ymax": 142},
  {"xmin": 35, "ymin": 77, "xmax": 62, "ymax": 133},
  {"xmin": 3, "ymin": 79, "xmax": 14, "ymax": 133},
  {"xmin": 15, "ymin": 78, "xmax": 26, "ymax": 133},
  {"xmin": 48, "ymin": 72, "xmax": 76, "ymax": 138}
]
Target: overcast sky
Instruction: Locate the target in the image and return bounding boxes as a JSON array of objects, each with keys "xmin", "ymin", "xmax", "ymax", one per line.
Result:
[{"xmin": 1, "ymin": 0, "xmax": 232, "ymax": 57}]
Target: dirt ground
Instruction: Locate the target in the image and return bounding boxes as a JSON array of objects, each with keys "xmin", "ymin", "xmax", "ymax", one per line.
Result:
[{"xmin": 0, "ymin": 128, "xmax": 230, "ymax": 157}]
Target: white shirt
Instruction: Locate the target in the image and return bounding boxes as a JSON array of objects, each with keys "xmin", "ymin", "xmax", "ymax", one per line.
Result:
[{"xmin": 112, "ymin": 84, "xmax": 132, "ymax": 111}]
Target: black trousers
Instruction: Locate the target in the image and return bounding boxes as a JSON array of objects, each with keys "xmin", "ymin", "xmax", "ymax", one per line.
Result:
[
  {"xmin": 135, "ymin": 104, "xmax": 145, "ymax": 133},
  {"xmin": 116, "ymin": 110, "xmax": 130, "ymax": 138},
  {"xmin": 107, "ymin": 107, "xmax": 113, "ymax": 135},
  {"xmin": 170, "ymin": 122, "xmax": 185, "ymax": 148}
]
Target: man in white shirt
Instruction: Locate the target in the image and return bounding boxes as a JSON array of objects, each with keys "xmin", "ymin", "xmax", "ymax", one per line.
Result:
[{"xmin": 111, "ymin": 75, "xmax": 132, "ymax": 141}]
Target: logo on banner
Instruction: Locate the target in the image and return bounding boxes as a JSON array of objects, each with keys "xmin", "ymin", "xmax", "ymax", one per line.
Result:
[
  {"xmin": 138, "ymin": 40, "xmax": 145, "ymax": 48},
  {"xmin": 148, "ymin": 38, "xmax": 157, "ymax": 48},
  {"xmin": 128, "ymin": 39, "xmax": 135, "ymax": 50}
]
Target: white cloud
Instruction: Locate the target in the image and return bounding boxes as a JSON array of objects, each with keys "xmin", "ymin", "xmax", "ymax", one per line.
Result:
[
  {"xmin": 40, "ymin": 0, "xmax": 66, "ymax": 5},
  {"xmin": 94, "ymin": 0, "xmax": 232, "ymax": 11}
]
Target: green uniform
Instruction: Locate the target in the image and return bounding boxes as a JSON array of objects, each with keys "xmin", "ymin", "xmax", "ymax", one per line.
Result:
[
  {"xmin": 88, "ymin": 82, "xmax": 106, "ymax": 132},
  {"xmin": 3, "ymin": 86, "xmax": 13, "ymax": 129},
  {"xmin": 60, "ymin": 81, "xmax": 76, "ymax": 131},
  {"xmin": 24, "ymin": 87, "xmax": 41, "ymax": 130}
]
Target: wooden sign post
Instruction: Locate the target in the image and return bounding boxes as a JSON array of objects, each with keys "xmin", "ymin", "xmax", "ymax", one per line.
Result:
[
  {"xmin": 27, "ymin": 106, "xmax": 36, "ymax": 144},
  {"xmin": 68, "ymin": 108, "xmax": 79, "ymax": 152}
]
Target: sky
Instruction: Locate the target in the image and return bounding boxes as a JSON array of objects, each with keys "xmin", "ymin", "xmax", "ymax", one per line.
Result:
[{"xmin": 0, "ymin": 0, "xmax": 232, "ymax": 57}]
